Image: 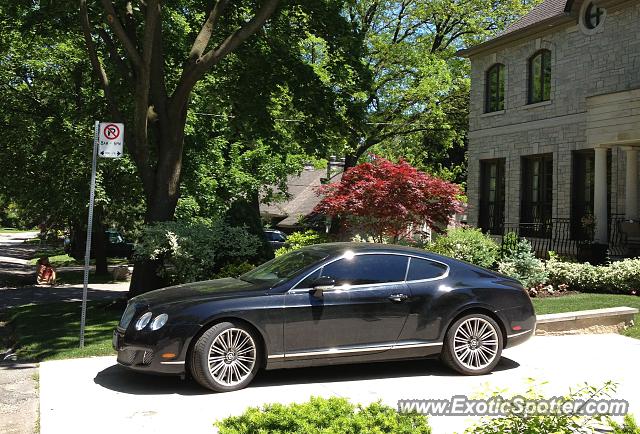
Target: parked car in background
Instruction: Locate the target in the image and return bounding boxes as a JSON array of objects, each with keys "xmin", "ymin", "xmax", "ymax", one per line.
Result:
[
  {"xmin": 113, "ymin": 242, "xmax": 535, "ymax": 392},
  {"xmin": 65, "ymin": 229, "xmax": 134, "ymax": 260},
  {"xmin": 264, "ymin": 229, "xmax": 287, "ymax": 249}
]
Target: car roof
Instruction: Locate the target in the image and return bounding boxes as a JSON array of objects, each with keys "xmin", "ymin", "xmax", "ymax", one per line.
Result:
[{"xmin": 301, "ymin": 242, "xmax": 440, "ymax": 259}]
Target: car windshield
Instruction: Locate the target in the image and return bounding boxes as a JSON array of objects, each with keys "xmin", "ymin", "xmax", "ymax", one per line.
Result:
[{"xmin": 239, "ymin": 249, "xmax": 328, "ymax": 286}]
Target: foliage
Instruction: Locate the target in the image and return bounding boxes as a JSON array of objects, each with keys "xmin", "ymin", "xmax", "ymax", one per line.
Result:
[
  {"xmin": 497, "ymin": 235, "xmax": 548, "ymax": 289},
  {"xmin": 466, "ymin": 380, "xmax": 618, "ymax": 434},
  {"xmin": 314, "ymin": 157, "xmax": 463, "ymax": 242},
  {"xmin": 223, "ymin": 199, "xmax": 274, "ymax": 262},
  {"xmin": 609, "ymin": 415, "xmax": 640, "ymax": 434},
  {"xmin": 215, "ymin": 396, "xmax": 431, "ymax": 434},
  {"xmin": 546, "ymin": 257, "xmax": 640, "ymax": 295},
  {"xmin": 214, "ymin": 262, "xmax": 255, "ymax": 279},
  {"xmin": 341, "ymin": 0, "xmax": 539, "ymax": 182},
  {"xmin": 274, "ymin": 230, "xmax": 329, "ymax": 256},
  {"xmin": 427, "ymin": 227, "xmax": 499, "ymax": 269},
  {"xmin": 134, "ymin": 219, "xmax": 261, "ymax": 285}
]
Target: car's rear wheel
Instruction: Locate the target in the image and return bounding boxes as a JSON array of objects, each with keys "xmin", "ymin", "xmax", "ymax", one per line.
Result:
[
  {"xmin": 190, "ymin": 321, "xmax": 260, "ymax": 392},
  {"xmin": 441, "ymin": 313, "xmax": 503, "ymax": 375}
]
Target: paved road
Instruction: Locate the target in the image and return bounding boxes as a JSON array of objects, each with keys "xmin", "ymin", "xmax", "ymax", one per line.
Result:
[
  {"xmin": 0, "ymin": 231, "xmax": 129, "ymax": 310},
  {"xmin": 40, "ymin": 334, "xmax": 640, "ymax": 434}
]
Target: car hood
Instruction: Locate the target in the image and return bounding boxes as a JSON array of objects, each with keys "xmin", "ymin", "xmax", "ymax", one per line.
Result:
[{"xmin": 134, "ymin": 278, "xmax": 270, "ymax": 308}]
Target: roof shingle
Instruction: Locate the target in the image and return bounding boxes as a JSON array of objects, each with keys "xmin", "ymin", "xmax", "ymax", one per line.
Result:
[{"xmin": 499, "ymin": 0, "xmax": 570, "ymax": 37}]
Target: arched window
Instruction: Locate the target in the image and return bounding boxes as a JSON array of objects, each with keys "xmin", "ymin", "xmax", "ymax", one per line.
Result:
[
  {"xmin": 485, "ymin": 63, "xmax": 505, "ymax": 113},
  {"xmin": 528, "ymin": 50, "xmax": 551, "ymax": 104}
]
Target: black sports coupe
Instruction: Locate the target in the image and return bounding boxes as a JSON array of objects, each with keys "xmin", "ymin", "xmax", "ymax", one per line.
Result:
[{"xmin": 113, "ymin": 243, "xmax": 535, "ymax": 392}]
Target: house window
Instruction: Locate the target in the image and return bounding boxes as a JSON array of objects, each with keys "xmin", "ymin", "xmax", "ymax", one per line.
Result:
[
  {"xmin": 479, "ymin": 159, "xmax": 505, "ymax": 235},
  {"xmin": 585, "ymin": 3, "xmax": 605, "ymax": 29},
  {"xmin": 485, "ymin": 64, "xmax": 505, "ymax": 113},
  {"xmin": 521, "ymin": 154, "xmax": 553, "ymax": 237},
  {"xmin": 528, "ymin": 50, "xmax": 551, "ymax": 104}
]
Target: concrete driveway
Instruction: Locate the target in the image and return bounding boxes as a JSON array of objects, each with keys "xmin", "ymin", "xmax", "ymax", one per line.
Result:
[{"xmin": 40, "ymin": 334, "xmax": 640, "ymax": 434}]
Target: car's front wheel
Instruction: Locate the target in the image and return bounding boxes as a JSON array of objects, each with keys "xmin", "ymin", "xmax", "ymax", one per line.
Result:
[
  {"xmin": 441, "ymin": 313, "xmax": 503, "ymax": 375},
  {"xmin": 190, "ymin": 321, "xmax": 260, "ymax": 392}
]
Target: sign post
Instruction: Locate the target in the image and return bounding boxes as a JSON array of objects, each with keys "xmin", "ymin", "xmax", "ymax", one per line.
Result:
[{"xmin": 80, "ymin": 121, "xmax": 124, "ymax": 348}]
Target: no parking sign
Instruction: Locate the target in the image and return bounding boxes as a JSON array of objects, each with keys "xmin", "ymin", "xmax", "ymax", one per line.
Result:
[{"xmin": 98, "ymin": 122, "xmax": 124, "ymax": 158}]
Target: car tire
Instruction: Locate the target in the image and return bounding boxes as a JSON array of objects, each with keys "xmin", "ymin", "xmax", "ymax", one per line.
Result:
[
  {"xmin": 190, "ymin": 321, "xmax": 261, "ymax": 392},
  {"xmin": 441, "ymin": 313, "xmax": 503, "ymax": 375}
]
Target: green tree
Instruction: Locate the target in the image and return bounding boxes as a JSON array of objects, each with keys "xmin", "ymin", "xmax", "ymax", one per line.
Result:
[{"xmin": 342, "ymin": 0, "xmax": 538, "ymax": 181}]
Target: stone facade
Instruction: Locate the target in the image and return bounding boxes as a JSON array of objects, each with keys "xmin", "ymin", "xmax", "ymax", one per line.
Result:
[{"xmin": 465, "ymin": 0, "xmax": 640, "ymax": 235}]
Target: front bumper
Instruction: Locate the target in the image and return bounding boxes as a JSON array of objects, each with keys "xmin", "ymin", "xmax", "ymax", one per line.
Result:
[{"xmin": 113, "ymin": 324, "xmax": 199, "ymax": 375}]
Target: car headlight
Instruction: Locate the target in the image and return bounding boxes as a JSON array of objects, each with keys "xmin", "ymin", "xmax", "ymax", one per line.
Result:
[
  {"xmin": 135, "ymin": 312, "xmax": 153, "ymax": 330},
  {"xmin": 149, "ymin": 313, "xmax": 168, "ymax": 331},
  {"xmin": 119, "ymin": 303, "xmax": 136, "ymax": 329}
]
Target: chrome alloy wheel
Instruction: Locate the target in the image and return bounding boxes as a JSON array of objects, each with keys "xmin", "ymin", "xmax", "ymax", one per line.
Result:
[
  {"xmin": 452, "ymin": 317, "xmax": 499, "ymax": 370},
  {"xmin": 208, "ymin": 328, "xmax": 256, "ymax": 386}
]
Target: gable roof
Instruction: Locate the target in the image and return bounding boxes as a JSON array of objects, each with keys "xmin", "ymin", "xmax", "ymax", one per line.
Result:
[
  {"xmin": 500, "ymin": 0, "xmax": 570, "ymax": 37},
  {"xmin": 458, "ymin": 0, "xmax": 573, "ymax": 57}
]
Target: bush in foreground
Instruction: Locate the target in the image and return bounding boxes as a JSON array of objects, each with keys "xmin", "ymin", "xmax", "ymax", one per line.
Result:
[
  {"xmin": 546, "ymin": 256, "xmax": 640, "ymax": 295},
  {"xmin": 215, "ymin": 397, "xmax": 431, "ymax": 434},
  {"xmin": 497, "ymin": 235, "xmax": 548, "ymax": 289},
  {"xmin": 134, "ymin": 219, "xmax": 261, "ymax": 285},
  {"xmin": 427, "ymin": 227, "xmax": 499, "ymax": 269}
]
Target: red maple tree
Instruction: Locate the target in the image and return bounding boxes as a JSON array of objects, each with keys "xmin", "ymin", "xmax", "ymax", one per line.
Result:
[{"xmin": 314, "ymin": 157, "xmax": 464, "ymax": 242}]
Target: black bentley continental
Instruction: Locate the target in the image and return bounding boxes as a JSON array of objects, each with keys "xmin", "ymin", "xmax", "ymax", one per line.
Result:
[{"xmin": 113, "ymin": 243, "xmax": 536, "ymax": 392}]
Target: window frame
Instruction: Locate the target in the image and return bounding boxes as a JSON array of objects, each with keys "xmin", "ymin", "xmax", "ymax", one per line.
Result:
[
  {"xmin": 485, "ymin": 63, "xmax": 505, "ymax": 113},
  {"xmin": 288, "ymin": 252, "xmax": 450, "ymax": 293},
  {"xmin": 520, "ymin": 153, "xmax": 554, "ymax": 237},
  {"xmin": 479, "ymin": 158, "xmax": 506, "ymax": 235},
  {"xmin": 528, "ymin": 50, "xmax": 552, "ymax": 105}
]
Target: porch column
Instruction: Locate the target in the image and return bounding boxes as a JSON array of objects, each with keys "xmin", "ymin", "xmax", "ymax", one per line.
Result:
[
  {"xmin": 624, "ymin": 147, "xmax": 638, "ymax": 220},
  {"xmin": 594, "ymin": 146, "xmax": 609, "ymax": 244}
]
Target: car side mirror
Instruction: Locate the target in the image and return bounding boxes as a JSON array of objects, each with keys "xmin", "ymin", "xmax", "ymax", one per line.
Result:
[{"xmin": 311, "ymin": 276, "xmax": 335, "ymax": 298}]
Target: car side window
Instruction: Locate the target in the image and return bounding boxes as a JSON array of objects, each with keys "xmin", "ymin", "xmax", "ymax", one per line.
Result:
[
  {"xmin": 296, "ymin": 269, "xmax": 321, "ymax": 289},
  {"xmin": 321, "ymin": 254, "xmax": 407, "ymax": 286},
  {"xmin": 406, "ymin": 257, "xmax": 447, "ymax": 281}
]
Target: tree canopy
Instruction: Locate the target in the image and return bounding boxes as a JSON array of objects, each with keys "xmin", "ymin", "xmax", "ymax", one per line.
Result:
[{"xmin": 314, "ymin": 156, "xmax": 464, "ymax": 241}]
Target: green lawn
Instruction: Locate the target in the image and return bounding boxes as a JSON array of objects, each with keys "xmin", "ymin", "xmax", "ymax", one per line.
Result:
[
  {"xmin": 532, "ymin": 293, "xmax": 640, "ymax": 339},
  {"xmin": 1, "ymin": 300, "xmax": 124, "ymax": 361},
  {"xmin": 0, "ymin": 227, "xmax": 34, "ymax": 233},
  {"xmin": 28, "ymin": 252, "xmax": 130, "ymax": 267}
]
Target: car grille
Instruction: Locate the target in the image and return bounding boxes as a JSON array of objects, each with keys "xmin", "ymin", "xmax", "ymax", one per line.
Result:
[
  {"xmin": 142, "ymin": 350, "xmax": 154, "ymax": 365},
  {"xmin": 117, "ymin": 349, "xmax": 154, "ymax": 366},
  {"xmin": 117, "ymin": 349, "xmax": 137, "ymax": 365}
]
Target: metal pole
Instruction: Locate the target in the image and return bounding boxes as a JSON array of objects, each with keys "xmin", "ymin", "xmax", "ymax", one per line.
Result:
[{"xmin": 80, "ymin": 121, "xmax": 100, "ymax": 348}]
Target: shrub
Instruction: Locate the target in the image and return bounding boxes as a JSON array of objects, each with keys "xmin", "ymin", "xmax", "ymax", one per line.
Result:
[
  {"xmin": 497, "ymin": 237, "xmax": 548, "ymax": 289},
  {"xmin": 610, "ymin": 414, "xmax": 640, "ymax": 434},
  {"xmin": 134, "ymin": 219, "xmax": 261, "ymax": 284},
  {"xmin": 546, "ymin": 256, "xmax": 640, "ymax": 294},
  {"xmin": 274, "ymin": 230, "xmax": 328, "ymax": 257},
  {"xmin": 467, "ymin": 381, "xmax": 618, "ymax": 434},
  {"xmin": 426, "ymin": 227, "xmax": 499, "ymax": 269},
  {"xmin": 215, "ymin": 396, "xmax": 431, "ymax": 434}
]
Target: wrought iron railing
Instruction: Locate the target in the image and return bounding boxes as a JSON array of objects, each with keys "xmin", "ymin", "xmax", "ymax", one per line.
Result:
[{"xmin": 493, "ymin": 215, "xmax": 630, "ymax": 260}]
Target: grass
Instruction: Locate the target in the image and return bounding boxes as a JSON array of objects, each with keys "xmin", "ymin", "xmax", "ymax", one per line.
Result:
[
  {"xmin": 0, "ymin": 227, "xmax": 34, "ymax": 233},
  {"xmin": 532, "ymin": 293, "xmax": 640, "ymax": 339},
  {"xmin": 28, "ymin": 252, "xmax": 130, "ymax": 267},
  {"xmin": 1, "ymin": 300, "xmax": 124, "ymax": 361}
]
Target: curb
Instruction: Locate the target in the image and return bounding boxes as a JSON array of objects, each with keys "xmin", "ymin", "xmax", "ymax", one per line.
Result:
[{"xmin": 536, "ymin": 306, "xmax": 638, "ymax": 334}]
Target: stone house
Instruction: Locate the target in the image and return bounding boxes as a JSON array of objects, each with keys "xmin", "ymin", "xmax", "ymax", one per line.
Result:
[{"xmin": 459, "ymin": 0, "xmax": 640, "ymax": 257}]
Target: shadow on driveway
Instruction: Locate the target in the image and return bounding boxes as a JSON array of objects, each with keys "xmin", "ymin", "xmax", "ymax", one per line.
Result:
[{"xmin": 94, "ymin": 356, "xmax": 520, "ymax": 395}]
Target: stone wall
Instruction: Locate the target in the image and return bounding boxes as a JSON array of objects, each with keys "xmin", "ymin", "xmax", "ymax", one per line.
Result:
[{"xmin": 466, "ymin": 1, "xmax": 640, "ymax": 226}]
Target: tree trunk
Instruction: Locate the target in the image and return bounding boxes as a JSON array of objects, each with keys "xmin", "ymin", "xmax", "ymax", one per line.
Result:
[{"xmin": 128, "ymin": 114, "xmax": 186, "ymax": 298}]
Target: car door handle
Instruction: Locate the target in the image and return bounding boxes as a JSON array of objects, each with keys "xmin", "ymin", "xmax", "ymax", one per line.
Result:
[{"xmin": 388, "ymin": 293, "xmax": 409, "ymax": 302}]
